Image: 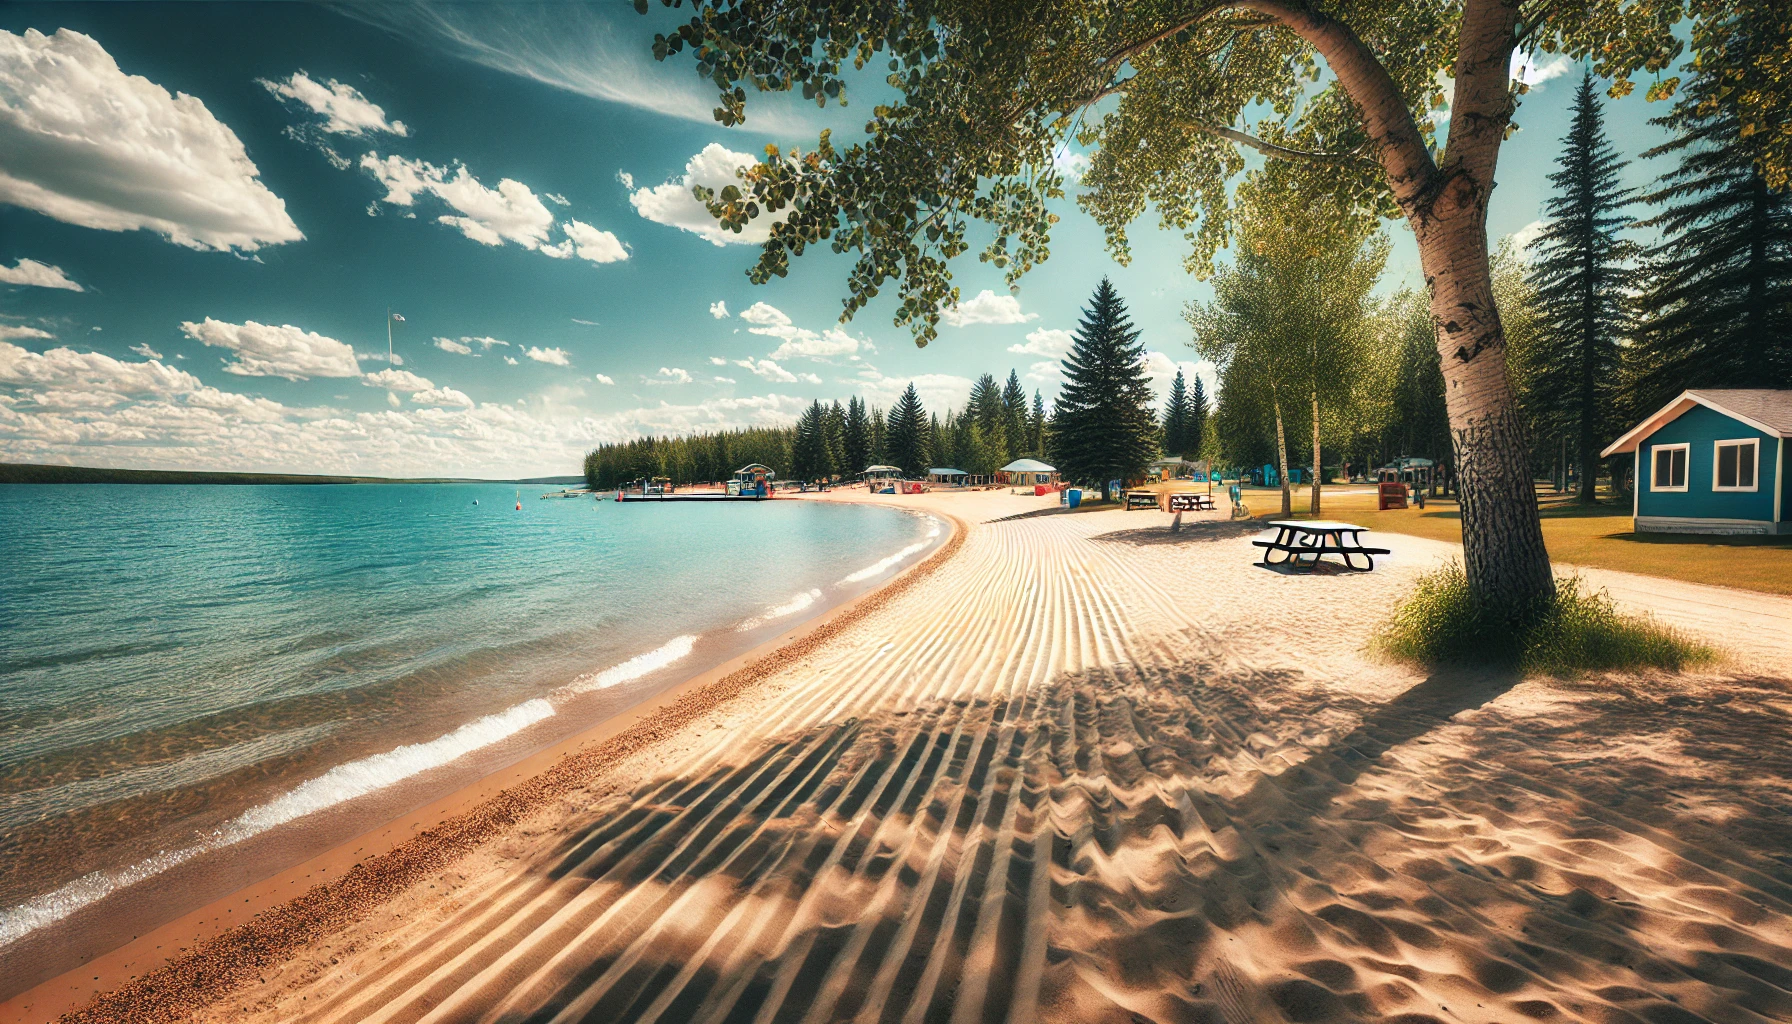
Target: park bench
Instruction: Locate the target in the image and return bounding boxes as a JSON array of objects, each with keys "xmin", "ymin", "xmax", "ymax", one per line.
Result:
[
  {"xmin": 1125, "ymin": 490, "xmax": 1160, "ymax": 510},
  {"xmin": 1252, "ymin": 520, "xmax": 1389, "ymax": 572}
]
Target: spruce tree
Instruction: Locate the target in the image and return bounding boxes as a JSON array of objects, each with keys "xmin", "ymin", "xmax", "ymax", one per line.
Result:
[
  {"xmin": 1525, "ymin": 71, "xmax": 1635, "ymax": 502},
  {"xmin": 1189, "ymin": 373, "xmax": 1209, "ymax": 460},
  {"xmin": 1161, "ymin": 369, "xmax": 1192, "ymax": 458},
  {"xmin": 1628, "ymin": 61, "xmax": 1792, "ymax": 412},
  {"xmin": 869, "ymin": 406, "xmax": 887, "ymax": 465},
  {"xmin": 884, "ymin": 384, "xmax": 929, "ymax": 477},
  {"xmin": 1029, "ymin": 391, "xmax": 1046, "ymax": 458},
  {"xmin": 824, "ymin": 400, "xmax": 848, "ymax": 478},
  {"xmin": 843, "ymin": 396, "xmax": 872, "ymax": 475},
  {"xmin": 1001, "ymin": 370, "xmax": 1028, "ymax": 461},
  {"xmin": 967, "ymin": 373, "xmax": 1009, "ymax": 458},
  {"xmin": 790, "ymin": 400, "xmax": 834, "ymax": 483},
  {"xmin": 1051, "ymin": 278, "xmax": 1159, "ymax": 499}
]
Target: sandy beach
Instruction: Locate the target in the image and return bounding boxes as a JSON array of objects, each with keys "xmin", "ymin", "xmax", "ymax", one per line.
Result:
[{"xmin": 17, "ymin": 488, "xmax": 1792, "ymax": 1024}]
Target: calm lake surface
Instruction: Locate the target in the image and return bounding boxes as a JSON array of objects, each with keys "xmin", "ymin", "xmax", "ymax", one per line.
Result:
[{"xmin": 0, "ymin": 483, "xmax": 937, "ymax": 948}]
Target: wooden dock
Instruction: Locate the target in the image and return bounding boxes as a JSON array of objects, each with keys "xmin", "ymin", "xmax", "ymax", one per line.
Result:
[{"xmin": 615, "ymin": 492, "xmax": 771, "ymax": 502}]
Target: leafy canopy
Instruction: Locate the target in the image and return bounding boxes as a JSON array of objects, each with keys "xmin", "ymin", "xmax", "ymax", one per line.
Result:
[{"xmin": 640, "ymin": 0, "xmax": 1760, "ymax": 345}]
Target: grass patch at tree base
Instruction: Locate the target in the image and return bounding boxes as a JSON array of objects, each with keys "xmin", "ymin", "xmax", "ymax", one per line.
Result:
[{"xmin": 1373, "ymin": 561, "xmax": 1718, "ymax": 676}]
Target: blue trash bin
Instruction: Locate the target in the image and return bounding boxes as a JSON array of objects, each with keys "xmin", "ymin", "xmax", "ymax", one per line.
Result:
[{"xmin": 1066, "ymin": 488, "xmax": 1082, "ymax": 508}]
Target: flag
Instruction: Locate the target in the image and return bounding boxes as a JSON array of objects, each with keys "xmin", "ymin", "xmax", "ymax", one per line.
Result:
[{"xmin": 390, "ymin": 313, "xmax": 405, "ymax": 322}]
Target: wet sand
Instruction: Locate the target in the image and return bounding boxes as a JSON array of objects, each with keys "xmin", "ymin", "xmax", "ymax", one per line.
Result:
[{"xmin": 21, "ymin": 490, "xmax": 1792, "ymax": 1024}]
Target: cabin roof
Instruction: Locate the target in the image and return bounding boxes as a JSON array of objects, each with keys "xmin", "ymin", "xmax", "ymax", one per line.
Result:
[
  {"xmin": 999, "ymin": 458, "xmax": 1056, "ymax": 473},
  {"xmin": 928, "ymin": 467, "xmax": 968, "ymax": 475},
  {"xmin": 1602, "ymin": 389, "xmax": 1792, "ymax": 456}
]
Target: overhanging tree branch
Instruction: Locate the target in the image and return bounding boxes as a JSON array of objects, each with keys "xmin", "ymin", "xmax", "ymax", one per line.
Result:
[{"xmin": 1184, "ymin": 120, "xmax": 1373, "ymax": 168}]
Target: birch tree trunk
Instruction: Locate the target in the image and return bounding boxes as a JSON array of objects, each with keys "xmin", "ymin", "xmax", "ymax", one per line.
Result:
[
  {"xmin": 1273, "ymin": 394, "xmax": 1292, "ymax": 516},
  {"xmin": 1311, "ymin": 389, "xmax": 1322, "ymax": 517}
]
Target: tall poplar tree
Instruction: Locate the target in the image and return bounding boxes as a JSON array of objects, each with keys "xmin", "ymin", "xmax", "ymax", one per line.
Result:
[
  {"xmin": 1051, "ymin": 279, "xmax": 1158, "ymax": 500},
  {"xmin": 1525, "ymin": 72, "xmax": 1635, "ymax": 503},
  {"xmin": 843, "ymin": 395, "xmax": 872, "ymax": 475},
  {"xmin": 1628, "ymin": 46, "xmax": 1792, "ymax": 413},
  {"xmin": 884, "ymin": 384, "xmax": 929, "ymax": 477},
  {"xmin": 1161, "ymin": 370, "xmax": 1193, "ymax": 458}
]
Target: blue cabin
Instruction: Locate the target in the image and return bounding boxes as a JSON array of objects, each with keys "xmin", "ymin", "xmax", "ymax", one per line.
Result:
[{"xmin": 1602, "ymin": 389, "xmax": 1791, "ymax": 535}]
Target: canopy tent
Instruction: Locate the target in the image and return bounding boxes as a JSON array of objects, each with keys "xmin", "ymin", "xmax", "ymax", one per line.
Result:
[{"xmin": 998, "ymin": 459, "xmax": 1059, "ymax": 487}]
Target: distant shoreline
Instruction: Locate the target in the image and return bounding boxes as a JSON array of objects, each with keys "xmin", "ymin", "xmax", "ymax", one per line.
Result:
[{"xmin": 0, "ymin": 464, "xmax": 584, "ymax": 486}]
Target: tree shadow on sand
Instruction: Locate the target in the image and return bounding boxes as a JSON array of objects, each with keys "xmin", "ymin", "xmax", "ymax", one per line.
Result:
[
  {"xmin": 1090, "ymin": 519, "xmax": 1267, "ymax": 546},
  {"xmin": 380, "ymin": 663, "xmax": 1792, "ymax": 1024}
]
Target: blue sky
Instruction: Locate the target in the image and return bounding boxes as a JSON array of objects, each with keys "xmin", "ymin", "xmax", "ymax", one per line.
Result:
[{"xmin": 1, "ymin": 3, "xmax": 1679, "ymax": 477}]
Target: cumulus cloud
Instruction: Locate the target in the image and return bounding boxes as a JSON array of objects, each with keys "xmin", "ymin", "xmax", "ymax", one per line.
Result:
[
  {"xmin": 616, "ymin": 171, "xmax": 634, "ymax": 189},
  {"xmin": 544, "ymin": 192, "xmax": 569, "ymax": 206},
  {"xmin": 713, "ymin": 375, "xmax": 736, "ymax": 384},
  {"xmin": 1025, "ymin": 360, "xmax": 1060, "ymax": 383},
  {"xmin": 408, "ymin": 386, "xmax": 473, "ymax": 408},
  {"xmin": 1511, "ymin": 218, "xmax": 1549, "ymax": 254},
  {"xmin": 180, "ymin": 318, "xmax": 361, "ymax": 380},
  {"xmin": 0, "ymin": 325, "xmax": 53, "ymax": 341},
  {"xmin": 129, "ymin": 343, "xmax": 162, "ymax": 359},
  {"xmin": 1008, "ymin": 327, "xmax": 1073, "ymax": 358},
  {"xmin": 854, "ymin": 369, "xmax": 973, "ymax": 412},
  {"xmin": 709, "ymin": 300, "xmax": 729, "ymax": 319},
  {"xmin": 940, "ymin": 290, "xmax": 1037, "ymax": 327},
  {"xmin": 737, "ymin": 301, "xmax": 870, "ymax": 362},
  {"xmin": 503, "ymin": 355, "xmax": 518, "ymax": 365},
  {"xmin": 650, "ymin": 366, "xmax": 692, "ymax": 385},
  {"xmin": 362, "ymin": 153, "xmax": 556, "ymax": 249},
  {"xmin": 0, "ymin": 258, "xmax": 83, "ymax": 291},
  {"xmin": 1511, "ymin": 51, "xmax": 1573, "ymax": 89},
  {"xmin": 631, "ymin": 144, "xmax": 785, "ymax": 246},
  {"xmin": 733, "ymin": 357, "xmax": 800, "ymax": 384},
  {"xmin": 552, "ymin": 219, "xmax": 628, "ymax": 264},
  {"xmin": 709, "ymin": 357, "xmax": 728, "ymax": 366},
  {"xmin": 1142, "ymin": 351, "xmax": 1217, "ymax": 410},
  {"xmin": 0, "ymin": 28, "xmax": 301, "ymax": 251},
  {"xmin": 593, "ymin": 373, "xmax": 614, "ymax": 385},
  {"xmin": 0, "ymin": 340, "xmax": 202, "ymax": 397},
  {"xmin": 259, "ymin": 71, "xmax": 407, "ymax": 136},
  {"xmin": 433, "ymin": 337, "xmax": 472, "ymax": 355},
  {"xmin": 362, "ymin": 367, "xmax": 434, "ymax": 392},
  {"xmin": 524, "ymin": 346, "xmax": 570, "ymax": 366}
]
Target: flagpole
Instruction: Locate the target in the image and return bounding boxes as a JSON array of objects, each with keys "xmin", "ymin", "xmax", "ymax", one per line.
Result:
[{"xmin": 387, "ymin": 306, "xmax": 393, "ymax": 366}]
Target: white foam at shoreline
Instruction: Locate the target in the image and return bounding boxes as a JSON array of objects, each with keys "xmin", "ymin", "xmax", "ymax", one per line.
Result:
[
  {"xmin": 0, "ymin": 698, "xmax": 556, "ymax": 949},
  {"xmin": 737, "ymin": 589, "xmax": 822, "ymax": 631},
  {"xmin": 558, "ymin": 635, "xmax": 697, "ymax": 696}
]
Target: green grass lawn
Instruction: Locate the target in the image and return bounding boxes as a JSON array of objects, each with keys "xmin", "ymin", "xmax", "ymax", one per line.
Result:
[{"xmin": 1226, "ymin": 483, "xmax": 1792, "ymax": 595}]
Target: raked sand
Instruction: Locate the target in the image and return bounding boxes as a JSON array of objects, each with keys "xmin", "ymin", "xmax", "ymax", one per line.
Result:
[{"xmin": 37, "ymin": 489, "xmax": 1792, "ymax": 1023}]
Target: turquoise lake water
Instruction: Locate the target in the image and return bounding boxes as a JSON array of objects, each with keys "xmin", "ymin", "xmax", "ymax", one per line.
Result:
[{"xmin": 0, "ymin": 484, "xmax": 937, "ymax": 947}]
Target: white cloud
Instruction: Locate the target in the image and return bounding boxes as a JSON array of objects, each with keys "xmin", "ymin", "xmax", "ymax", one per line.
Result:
[
  {"xmin": 504, "ymin": 355, "xmax": 519, "ymax": 365},
  {"xmin": 736, "ymin": 302, "xmax": 869, "ymax": 361},
  {"xmin": 180, "ymin": 318, "xmax": 361, "ymax": 380},
  {"xmin": 433, "ymin": 337, "xmax": 472, "ymax": 355},
  {"xmin": 616, "ymin": 171, "xmax": 634, "ymax": 189},
  {"xmin": 1142, "ymin": 351, "xmax": 1218, "ymax": 411},
  {"xmin": 524, "ymin": 346, "xmax": 570, "ymax": 366},
  {"xmin": 571, "ymin": 318, "xmax": 599, "ymax": 326},
  {"xmin": 710, "ymin": 300, "xmax": 729, "ymax": 319},
  {"xmin": 362, "ymin": 367, "xmax": 435, "ymax": 392},
  {"xmin": 650, "ymin": 366, "xmax": 693, "ymax": 385},
  {"xmin": 0, "ymin": 325, "xmax": 53, "ymax": 341},
  {"xmin": 259, "ymin": 71, "xmax": 407, "ymax": 136},
  {"xmin": 544, "ymin": 192, "xmax": 569, "ymax": 206},
  {"xmin": 631, "ymin": 144, "xmax": 785, "ymax": 246},
  {"xmin": 1511, "ymin": 51, "xmax": 1573, "ymax": 89},
  {"xmin": 129, "ymin": 343, "xmax": 162, "ymax": 359},
  {"xmin": 713, "ymin": 375, "xmax": 736, "ymax": 384},
  {"xmin": 557, "ymin": 219, "xmax": 628, "ymax": 264},
  {"xmin": 0, "ymin": 258, "xmax": 83, "ymax": 291},
  {"xmin": 362, "ymin": 153, "xmax": 557, "ymax": 250},
  {"xmin": 1511, "ymin": 218, "xmax": 1549, "ymax": 254},
  {"xmin": 0, "ymin": 29, "xmax": 301, "ymax": 252},
  {"xmin": 593, "ymin": 373, "xmax": 614, "ymax": 385},
  {"xmin": 1024, "ymin": 360, "xmax": 1060, "ymax": 384},
  {"xmin": 1053, "ymin": 146, "xmax": 1091, "ymax": 184},
  {"xmin": 939, "ymin": 290, "xmax": 1037, "ymax": 327},
  {"xmin": 733, "ymin": 357, "xmax": 799, "ymax": 384},
  {"xmin": 0, "ymin": 340, "xmax": 201, "ymax": 397},
  {"xmin": 408, "ymin": 386, "xmax": 473, "ymax": 408},
  {"xmin": 1008, "ymin": 327, "xmax": 1073, "ymax": 358},
  {"xmin": 709, "ymin": 356, "xmax": 728, "ymax": 366},
  {"xmin": 854, "ymin": 370, "xmax": 974, "ymax": 412}
]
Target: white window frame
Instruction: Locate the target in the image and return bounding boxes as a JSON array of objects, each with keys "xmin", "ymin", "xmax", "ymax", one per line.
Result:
[
  {"xmin": 1712, "ymin": 438, "xmax": 1760, "ymax": 492},
  {"xmin": 1650, "ymin": 443, "xmax": 1689, "ymax": 492}
]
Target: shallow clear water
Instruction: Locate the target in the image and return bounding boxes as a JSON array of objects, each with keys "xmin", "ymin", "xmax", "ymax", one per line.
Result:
[{"xmin": 0, "ymin": 484, "xmax": 935, "ymax": 943}]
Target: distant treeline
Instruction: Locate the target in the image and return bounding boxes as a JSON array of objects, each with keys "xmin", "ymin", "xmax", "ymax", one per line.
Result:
[{"xmin": 0, "ymin": 464, "xmax": 464, "ymax": 485}]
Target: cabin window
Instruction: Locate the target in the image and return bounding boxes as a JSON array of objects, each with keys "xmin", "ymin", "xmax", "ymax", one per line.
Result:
[
  {"xmin": 1713, "ymin": 439, "xmax": 1758, "ymax": 491},
  {"xmin": 1650, "ymin": 443, "xmax": 1688, "ymax": 492}
]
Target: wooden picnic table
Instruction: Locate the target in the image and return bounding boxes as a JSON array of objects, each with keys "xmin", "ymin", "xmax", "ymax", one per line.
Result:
[
  {"xmin": 1167, "ymin": 492, "xmax": 1215, "ymax": 512},
  {"xmin": 1253, "ymin": 520, "xmax": 1388, "ymax": 571}
]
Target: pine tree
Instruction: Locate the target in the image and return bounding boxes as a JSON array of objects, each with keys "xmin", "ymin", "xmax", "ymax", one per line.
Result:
[
  {"xmin": 884, "ymin": 384, "xmax": 929, "ymax": 476},
  {"xmin": 1628, "ymin": 60, "xmax": 1792, "ymax": 412},
  {"xmin": 1161, "ymin": 369, "xmax": 1192, "ymax": 458},
  {"xmin": 1189, "ymin": 373, "xmax": 1209, "ymax": 460},
  {"xmin": 928, "ymin": 413, "xmax": 948, "ymax": 472},
  {"xmin": 869, "ymin": 406, "xmax": 887, "ymax": 465},
  {"xmin": 843, "ymin": 396, "xmax": 872, "ymax": 475},
  {"xmin": 1001, "ymin": 370, "xmax": 1028, "ymax": 462},
  {"xmin": 1029, "ymin": 391, "xmax": 1046, "ymax": 458},
  {"xmin": 967, "ymin": 373, "xmax": 1008, "ymax": 458},
  {"xmin": 790, "ymin": 400, "xmax": 834, "ymax": 482},
  {"xmin": 1525, "ymin": 72, "xmax": 1636, "ymax": 502},
  {"xmin": 824, "ymin": 401, "xmax": 847, "ymax": 478},
  {"xmin": 1051, "ymin": 278, "xmax": 1159, "ymax": 500}
]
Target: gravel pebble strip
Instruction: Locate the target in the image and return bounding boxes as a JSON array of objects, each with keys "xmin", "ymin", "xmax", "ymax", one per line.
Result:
[{"xmin": 58, "ymin": 513, "xmax": 964, "ymax": 1024}]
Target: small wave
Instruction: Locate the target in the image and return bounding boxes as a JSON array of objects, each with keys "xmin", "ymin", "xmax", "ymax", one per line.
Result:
[
  {"xmin": 736, "ymin": 589, "xmax": 822, "ymax": 631},
  {"xmin": 0, "ymin": 699, "xmax": 555, "ymax": 949},
  {"xmin": 839, "ymin": 540, "xmax": 929, "ymax": 585},
  {"xmin": 558, "ymin": 635, "xmax": 697, "ymax": 697}
]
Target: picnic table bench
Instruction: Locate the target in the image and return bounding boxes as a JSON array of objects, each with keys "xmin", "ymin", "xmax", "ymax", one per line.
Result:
[
  {"xmin": 1125, "ymin": 490, "xmax": 1160, "ymax": 510},
  {"xmin": 1252, "ymin": 520, "xmax": 1388, "ymax": 571},
  {"xmin": 1167, "ymin": 492, "xmax": 1216, "ymax": 512}
]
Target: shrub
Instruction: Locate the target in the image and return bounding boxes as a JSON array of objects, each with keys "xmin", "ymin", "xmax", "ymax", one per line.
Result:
[{"xmin": 1374, "ymin": 561, "xmax": 1717, "ymax": 676}]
